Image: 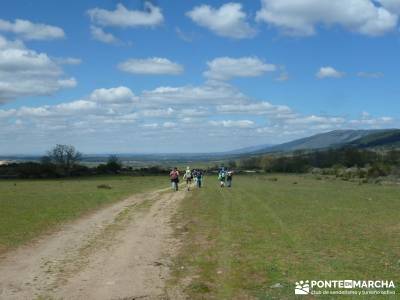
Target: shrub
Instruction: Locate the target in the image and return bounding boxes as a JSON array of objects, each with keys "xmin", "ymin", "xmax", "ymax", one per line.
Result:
[{"xmin": 367, "ymin": 163, "xmax": 391, "ymax": 178}]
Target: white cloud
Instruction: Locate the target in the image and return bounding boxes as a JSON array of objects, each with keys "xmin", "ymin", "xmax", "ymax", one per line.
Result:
[
  {"xmin": 0, "ymin": 35, "xmax": 76, "ymax": 103},
  {"xmin": 379, "ymin": 0, "xmax": 400, "ymax": 14},
  {"xmin": 256, "ymin": 0, "xmax": 398, "ymax": 36},
  {"xmin": 0, "ymin": 18, "xmax": 65, "ymax": 40},
  {"xmin": 16, "ymin": 106, "xmax": 51, "ymax": 117},
  {"xmin": 54, "ymin": 100, "xmax": 97, "ymax": 113},
  {"xmin": 103, "ymin": 113, "xmax": 137, "ymax": 124},
  {"xmin": 141, "ymin": 123, "xmax": 159, "ymax": 129},
  {"xmin": 209, "ymin": 120, "xmax": 255, "ymax": 128},
  {"xmin": 186, "ymin": 3, "xmax": 256, "ymax": 39},
  {"xmin": 90, "ymin": 26, "xmax": 119, "ymax": 44},
  {"xmin": 141, "ymin": 107, "xmax": 174, "ymax": 117},
  {"xmin": 204, "ymin": 57, "xmax": 276, "ymax": 81},
  {"xmin": 0, "ymin": 83, "xmax": 397, "ymax": 153},
  {"xmin": 285, "ymin": 115, "xmax": 345, "ymax": 125},
  {"xmin": 217, "ymin": 101, "xmax": 294, "ymax": 117},
  {"xmin": 58, "ymin": 78, "xmax": 77, "ymax": 88},
  {"xmin": 179, "ymin": 108, "xmax": 209, "ymax": 117},
  {"xmin": 349, "ymin": 111, "xmax": 394, "ymax": 125},
  {"xmin": 89, "ymin": 86, "xmax": 137, "ymax": 103},
  {"xmin": 163, "ymin": 122, "xmax": 177, "ymax": 128},
  {"xmin": 141, "ymin": 82, "xmax": 248, "ymax": 105},
  {"xmin": 118, "ymin": 57, "xmax": 184, "ymax": 75},
  {"xmin": 0, "ymin": 108, "xmax": 16, "ymax": 118},
  {"xmin": 349, "ymin": 117, "xmax": 394, "ymax": 125},
  {"xmin": 88, "ymin": 2, "xmax": 163, "ymax": 28},
  {"xmin": 316, "ymin": 66, "xmax": 345, "ymax": 79},
  {"xmin": 357, "ymin": 71, "xmax": 384, "ymax": 78}
]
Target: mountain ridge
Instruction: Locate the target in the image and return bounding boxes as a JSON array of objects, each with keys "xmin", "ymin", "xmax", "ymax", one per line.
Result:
[{"xmin": 246, "ymin": 129, "xmax": 400, "ymax": 155}]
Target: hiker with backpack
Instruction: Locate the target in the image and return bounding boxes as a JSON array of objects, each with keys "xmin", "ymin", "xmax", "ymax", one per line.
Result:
[
  {"xmin": 183, "ymin": 166, "xmax": 193, "ymax": 191},
  {"xmin": 195, "ymin": 169, "xmax": 203, "ymax": 188},
  {"xmin": 218, "ymin": 167, "xmax": 226, "ymax": 187},
  {"xmin": 169, "ymin": 167, "xmax": 180, "ymax": 191},
  {"xmin": 226, "ymin": 170, "xmax": 233, "ymax": 187}
]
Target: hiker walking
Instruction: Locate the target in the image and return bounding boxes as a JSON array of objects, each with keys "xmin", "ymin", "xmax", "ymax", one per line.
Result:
[
  {"xmin": 200, "ymin": 169, "xmax": 205, "ymax": 187},
  {"xmin": 218, "ymin": 167, "xmax": 226, "ymax": 187},
  {"xmin": 195, "ymin": 169, "xmax": 203, "ymax": 188},
  {"xmin": 183, "ymin": 166, "xmax": 193, "ymax": 191},
  {"xmin": 226, "ymin": 170, "xmax": 233, "ymax": 187},
  {"xmin": 169, "ymin": 167, "xmax": 180, "ymax": 191}
]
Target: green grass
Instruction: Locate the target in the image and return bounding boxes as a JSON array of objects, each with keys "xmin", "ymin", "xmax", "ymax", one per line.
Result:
[
  {"xmin": 0, "ymin": 175, "xmax": 166, "ymax": 252},
  {"xmin": 171, "ymin": 175, "xmax": 400, "ymax": 299}
]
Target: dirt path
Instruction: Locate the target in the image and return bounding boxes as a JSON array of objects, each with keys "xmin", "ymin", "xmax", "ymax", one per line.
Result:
[{"xmin": 0, "ymin": 188, "xmax": 186, "ymax": 300}]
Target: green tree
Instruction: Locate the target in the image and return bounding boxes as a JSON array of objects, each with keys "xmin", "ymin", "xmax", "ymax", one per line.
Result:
[
  {"xmin": 47, "ymin": 144, "xmax": 82, "ymax": 175},
  {"xmin": 106, "ymin": 155, "xmax": 122, "ymax": 173}
]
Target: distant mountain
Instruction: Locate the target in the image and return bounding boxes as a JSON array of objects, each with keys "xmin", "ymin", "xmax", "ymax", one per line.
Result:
[
  {"xmin": 222, "ymin": 144, "xmax": 274, "ymax": 155},
  {"xmin": 246, "ymin": 129, "xmax": 400, "ymax": 154},
  {"xmin": 348, "ymin": 129, "xmax": 400, "ymax": 149},
  {"xmin": 3, "ymin": 130, "xmax": 399, "ymax": 164}
]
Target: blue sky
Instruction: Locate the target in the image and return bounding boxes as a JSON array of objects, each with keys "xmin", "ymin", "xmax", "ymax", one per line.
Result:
[{"xmin": 0, "ymin": 0, "xmax": 399, "ymax": 154}]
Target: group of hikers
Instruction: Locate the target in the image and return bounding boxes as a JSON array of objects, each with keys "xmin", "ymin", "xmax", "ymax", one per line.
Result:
[{"xmin": 169, "ymin": 166, "xmax": 233, "ymax": 191}]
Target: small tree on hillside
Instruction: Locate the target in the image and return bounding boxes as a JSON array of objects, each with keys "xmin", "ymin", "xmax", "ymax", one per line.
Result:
[
  {"xmin": 106, "ymin": 155, "xmax": 122, "ymax": 173},
  {"xmin": 47, "ymin": 144, "xmax": 82, "ymax": 175}
]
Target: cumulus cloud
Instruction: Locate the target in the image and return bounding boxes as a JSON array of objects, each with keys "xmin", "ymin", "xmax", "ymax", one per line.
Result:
[
  {"xmin": 118, "ymin": 57, "xmax": 184, "ymax": 75},
  {"xmin": 16, "ymin": 106, "xmax": 51, "ymax": 118},
  {"xmin": 141, "ymin": 81, "xmax": 248, "ymax": 105},
  {"xmin": 0, "ymin": 108, "xmax": 16, "ymax": 118},
  {"xmin": 204, "ymin": 57, "xmax": 276, "ymax": 81},
  {"xmin": 209, "ymin": 120, "xmax": 255, "ymax": 128},
  {"xmin": 349, "ymin": 111, "xmax": 394, "ymax": 125},
  {"xmin": 88, "ymin": 2, "xmax": 163, "ymax": 28},
  {"xmin": 90, "ymin": 26, "xmax": 119, "ymax": 44},
  {"xmin": 57, "ymin": 78, "xmax": 77, "ymax": 89},
  {"xmin": 0, "ymin": 18, "xmax": 65, "ymax": 40},
  {"xmin": 285, "ymin": 115, "xmax": 345, "ymax": 125},
  {"xmin": 3, "ymin": 87, "xmax": 138, "ymax": 119},
  {"xmin": 316, "ymin": 66, "xmax": 345, "ymax": 79},
  {"xmin": 141, "ymin": 123, "xmax": 159, "ymax": 129},
  {"xmin": 0, "ymin": 35, "xmax": 76, "ymax": 103},
  {"xmin": 256, "ymin": 0, "xmax": 398, "ymax": 36},
  {"xmin": 54, "ymin": 100, "xmax": 98, "ymax": 113},
  {"xmin": 217, "ymin": 101, "xmax": 294, "ymax": 118},
  {"xmin": 186, "ymin": 3, "xmax": 256, "ymax": 39},
  {"xmin": 89, "ymin": 86, "xmax": 137, "ymax": 103},
  {"xmin": 0, "ymin": 82, "xmax": 397, "ymax": 153},
  {"xmin": 103, "ymin": 113, "xmax": 138, "ymax": 124},
  {"xmin": 141, "ymin": 107, "xmax": 174, "ymax": 118},
  {"xmin": 163, "ymin": 122, "xmax": 177, "ymax": 128}
]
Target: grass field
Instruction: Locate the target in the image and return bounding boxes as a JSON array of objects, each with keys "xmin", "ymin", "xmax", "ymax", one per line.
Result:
[
  {"xmin": 171, "ymin": 174, "xmax": 400, "ymax": 299},
  {"xmin": 0, "ymin": 175, "xmax": 166, "ymax": 252}
]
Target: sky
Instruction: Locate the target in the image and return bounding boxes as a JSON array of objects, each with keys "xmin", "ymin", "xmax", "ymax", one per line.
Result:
[{"xmin": 0, "ymin": 0, "xmax": 400, "ymax": 154}]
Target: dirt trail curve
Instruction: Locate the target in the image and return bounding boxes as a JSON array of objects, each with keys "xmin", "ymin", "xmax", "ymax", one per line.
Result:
[{"xmin": 0, "ymin": 188, "xmax": 186, "ymax": 300}]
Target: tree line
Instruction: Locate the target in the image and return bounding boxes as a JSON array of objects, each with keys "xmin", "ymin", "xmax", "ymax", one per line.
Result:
[
  {"xmin": 2, "ymin": 145, "xmax": 400, "ymax": 179},
  {"xmin": 237, "ymin": 147, "xmax": 400, "ymax": 178},
  {"xmin": 0, "ymin": 145, "xmax": 169, "ymax": 179}
]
